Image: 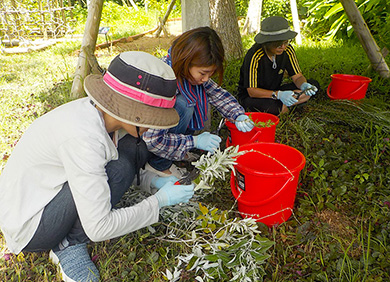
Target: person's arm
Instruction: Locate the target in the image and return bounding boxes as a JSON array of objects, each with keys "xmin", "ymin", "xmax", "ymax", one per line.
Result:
[
  {"xmin": 291, "ymin": 73, "xmax": 306, "ymax": 89},
  {"xmin": 142, "ymin": 128, "xmax": 195, "ymax": 161},
  {"xmin": 247, "ymin": 87, "xmax": 278, "ymax": 99},
  {"xmin": 285, "ymin": 45, "xmax": 314, "ymax": 93},
  {"xmin": 292, "ymin": 73, "xmax": 318, "ymax": 96},
  {"xmin": 59, "ymin": 137, "xmax": 160, "ymax": 242}
]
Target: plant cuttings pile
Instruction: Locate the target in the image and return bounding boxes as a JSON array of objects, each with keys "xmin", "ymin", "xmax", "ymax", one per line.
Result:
[{"xmin": 159, "ymin": 146, "xmax": 275, "ymax": 281}]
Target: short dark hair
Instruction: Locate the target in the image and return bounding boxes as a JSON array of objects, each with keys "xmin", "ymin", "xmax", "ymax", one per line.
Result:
[{"xmin": 170, "ymin": 26, "xmax": 225, "ymax": 85}]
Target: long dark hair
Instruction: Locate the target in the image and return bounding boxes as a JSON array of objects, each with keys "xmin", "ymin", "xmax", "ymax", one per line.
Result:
[{"xmin": 170, "ymin": 26, "xmax": 225, "ymax": 85}]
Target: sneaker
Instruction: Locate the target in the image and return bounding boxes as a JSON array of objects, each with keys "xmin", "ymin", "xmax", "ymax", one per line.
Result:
[{"xmin": 49, "ymin": 243, "xmax": 100, "ymax": 282}]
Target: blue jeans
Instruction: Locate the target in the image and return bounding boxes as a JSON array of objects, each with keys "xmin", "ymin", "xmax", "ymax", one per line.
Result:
[
  {"xmin": 148, "ymin": 94, "xmax": 195, "ymax": 171},
  {"xmin": 23, "ymin": 134, "xmax": 150, "ymax": 252}
]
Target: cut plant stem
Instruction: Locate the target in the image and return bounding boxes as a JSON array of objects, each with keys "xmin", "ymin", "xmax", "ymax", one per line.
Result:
[{"xmin": 248, "ymin": 113, "xmax": 275, "ymax": 128}]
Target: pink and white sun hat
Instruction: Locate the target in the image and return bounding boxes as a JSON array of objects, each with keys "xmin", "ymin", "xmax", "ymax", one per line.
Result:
[{"xmin": 84, "ymin": 51, "xmax": 179, "ymax": 129}]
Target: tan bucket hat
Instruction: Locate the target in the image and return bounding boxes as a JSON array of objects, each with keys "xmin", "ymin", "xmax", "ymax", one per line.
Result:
[
  {"xmin": 84, "ymin": 51, "xmax": 179, "ymax": 129},
  {"xmin": 254, "ymin": 16, "xmax": 297, "ymax": 45}
]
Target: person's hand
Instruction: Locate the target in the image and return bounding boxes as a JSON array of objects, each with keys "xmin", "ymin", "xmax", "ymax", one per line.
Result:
[
  {"xmin": 150, "ymin": 175, "xmax": 179, "ymax": 189},
  {"xmin": 154, "ymin": 181, "xmax": 194, "ymax": 208},
  {"xmin": 277, "ymin": 90, "xmax": 298, "ymax": 106},
  {"xmin": 235, "ymin": 114, "xmax": 254, "ymax": 132},
  {"xmin": 193, "ymin": 132, "xmax": 221, "ymax": 153},
  {"xmin": 300, "ymin": 82, "xmax": 318, "ymax": 96}
]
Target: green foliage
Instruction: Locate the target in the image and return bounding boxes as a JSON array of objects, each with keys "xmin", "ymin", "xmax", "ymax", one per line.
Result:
[
  {"xmin": 270, "ymin": 96, "xmax": 390, "ymax": 280},
  {"xmin": 71, "ymin": 4, "xmax": 89, "ymax": 33},
  {"xmin": 2, "ymin": 7, "xmax": 390, "ymax": 281},
  {"xmin": 69, "ymin": 1, "xmax": 179, "ymax": 40},
  {"xmin": 0, "ymin": 47, "xmax": 77, "ymax": 171},
  {"xmin": 235, "ymin": 0, "xmax": 249, "ymax": 17},
  {"xmin": 98, "ymin": 2, "xmax": 160, "ymax": 41},
  {"xmin": 303, "ymin": 0, "xmax": 390, "ymax": 43},
  {"xmin": 262, "ymin": 0, "xmax": 291, "ymax": 19},
  {"xmin": 261, "ymin": 0, "xmax": 307, "ymax": 22}
]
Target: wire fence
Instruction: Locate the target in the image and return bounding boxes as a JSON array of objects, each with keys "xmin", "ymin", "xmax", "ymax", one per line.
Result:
[{"xmin": 0, "ymin": 0, "xmax": 75, "ymax": 46}]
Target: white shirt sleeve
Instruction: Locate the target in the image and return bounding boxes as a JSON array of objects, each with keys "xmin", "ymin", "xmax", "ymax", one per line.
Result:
[{"xmin": 58, "ymin": 137, "xmax": 160, "ymax": 242}]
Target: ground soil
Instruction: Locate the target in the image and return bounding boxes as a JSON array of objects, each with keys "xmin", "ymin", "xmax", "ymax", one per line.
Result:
[
  {"xmin": 95, "ymin": 19, "xmax": 182, "ymax": 56},
  {"xmin": 111, "ymin": 35, "xmax": 176, "ymax": 53}
]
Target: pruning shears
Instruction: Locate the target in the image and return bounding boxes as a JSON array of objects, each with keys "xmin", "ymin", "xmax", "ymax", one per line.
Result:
[
  {"xmin": 294, "ymin": 86, "xmax": 316, "ymax": 99},
  {"xmin": 175, "ymin": 168, "xmax": 200, "ymax": 185},
  {"xmin": 211, "ymin": 118, "xmax": 225, "ymax": 136}
]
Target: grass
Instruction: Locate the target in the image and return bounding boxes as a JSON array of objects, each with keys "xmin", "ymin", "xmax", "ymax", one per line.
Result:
[{"xmin": 2, "ymin": 12, "xmax": 390, "ymax": 281}]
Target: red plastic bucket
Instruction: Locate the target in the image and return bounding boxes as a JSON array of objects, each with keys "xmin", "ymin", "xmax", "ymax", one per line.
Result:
[
  {"xmin": 230, "ymin": 142, "xmax": 306, "ymax": 226},
  {"xmin": 226, "ymin": 112, "xmax": 279, "ymax": 146},
  {"xmin": 327, "ymin": 74, "xmax": 372, "ymax": 100}
]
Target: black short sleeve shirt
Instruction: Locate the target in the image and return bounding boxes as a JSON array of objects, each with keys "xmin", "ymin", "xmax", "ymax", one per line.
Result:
[{"xmin": 237, "ymin": 44, "xmax": 302, "ymax": 100}]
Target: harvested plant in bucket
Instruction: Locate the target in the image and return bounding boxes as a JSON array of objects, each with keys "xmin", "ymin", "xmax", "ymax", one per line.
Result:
[
  {"xmin": 226, "ymin": 112, "xmax": 280, "ymax": 146},
  {"xmin": 248, "ymin": 113, "xmax": 275, "ymax": 128}
]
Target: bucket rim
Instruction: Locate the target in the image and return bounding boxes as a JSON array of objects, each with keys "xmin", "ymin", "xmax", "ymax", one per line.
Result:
[
  {"xmin": 235, "ymin": 142, "xmax": 306, "ymax": 176},
  {"xmin": 330, "ymin": 73, "xmax": 372, "ymax": 82},
  {"xmin": 225, "ymin": 112, "xmax": 280, "ymax": 128}
]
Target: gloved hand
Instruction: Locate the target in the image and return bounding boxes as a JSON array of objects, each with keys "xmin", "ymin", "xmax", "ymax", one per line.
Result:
[
  {"xmin": 300, "ymin": 82, "xmax": 318, "ymax": 96},
  {"xmin": 154, "ymin": 181, "xmax": 194, "ymax": 208},
  {"xmin": 235, "ymin": 114, "xmax": 254, "ymax": 132},
  {"xmin": 193, "ymin": 132, "xmax": 222, "ymax": 153},
  {"xmin": 277, "ymin": 90, "xmax": 298, "ymax": 106},
  {"xmin": 150, "ymin": 175, "xmax": 179, "ymax": 189}
]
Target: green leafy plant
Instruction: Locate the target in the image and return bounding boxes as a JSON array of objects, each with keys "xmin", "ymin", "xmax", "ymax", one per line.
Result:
[
  {"xmin": 304, "ymin": 0, "xmax": 389, "ymax": 41},
  {"xmin": 248, "ymin": 114, "xmax": 275, "ymax": 128}
]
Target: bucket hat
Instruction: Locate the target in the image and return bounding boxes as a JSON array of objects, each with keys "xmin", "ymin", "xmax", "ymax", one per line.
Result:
[
  {"xmin": 84, "ymin": 51, "xmax": 179, "ymax": 129},
  {"xmin": 254, "ymin": 16, "xmax": 297, "ymax": 45}
]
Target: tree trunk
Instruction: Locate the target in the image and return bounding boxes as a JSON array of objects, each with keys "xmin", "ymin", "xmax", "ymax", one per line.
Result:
[
  {"xmin": 340, "ymin": 0, "xmax": 390, "ymax": 78},
  {"xmin": 290, "ymin": 0, "xmax": 301, "ymax": 45},
  {"xmin": 155, "ymin": 0, "xmax": 176, "ymax": 37},
  {"xmin": 182, "ymin": 0, "xmax": 210, "ymax": 32},
  {"xmin": 243, "ymin": 0, "xmax": 262, "ymax": 35},
  {"xmin": 71, "ymin": 0, "xmax": 104, "ymax": 98},
  {"xmin": 209, "ymin": 0, "xmax": 243, "ymax": 60}
]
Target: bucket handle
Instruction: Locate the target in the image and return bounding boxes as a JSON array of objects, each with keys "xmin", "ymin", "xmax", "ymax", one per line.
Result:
[
  {"xmin": 326, "ymin": 80, "xmax": 333, "ymax": 97},
  {"xmin": 327, "ymin": 80, "xmax": 368, "ymax": 99},
  {"xmin": 248, "ymin": 128, "xmax": 263, "ymax": 143},
  {"xmin": 344, "ymin": 83, "xmax": 367, "ymax": 99}
]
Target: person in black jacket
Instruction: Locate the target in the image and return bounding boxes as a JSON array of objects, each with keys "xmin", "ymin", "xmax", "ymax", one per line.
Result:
[{"xmin": 237, "ymin": 16, "xmax": 319, "ymax": 115}]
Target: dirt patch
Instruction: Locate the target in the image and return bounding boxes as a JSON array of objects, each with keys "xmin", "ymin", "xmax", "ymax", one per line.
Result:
[
  {"xmin": 94, "ymin": 35, "xmax": 177, "ymax": 58},
  {"xmin": 115, "ymin": 35, "xmax": 175, "ymax": 53},
  {"xmin": 95, "ymin": 19, "xmax": 182, "ymax": 56},
  {"xmin": 317, "ymin": 209, "xmax": 355, "ymax": 239}
]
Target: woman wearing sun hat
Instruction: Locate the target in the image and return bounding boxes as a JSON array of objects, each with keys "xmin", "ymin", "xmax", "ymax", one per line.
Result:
[
  {"xmin": 0, "ymin": 51, "xmax": 194, "ymax": 282},
  {"xmin": 237, "ymin": 16, "xmax": 319, "ymax": 115}
]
